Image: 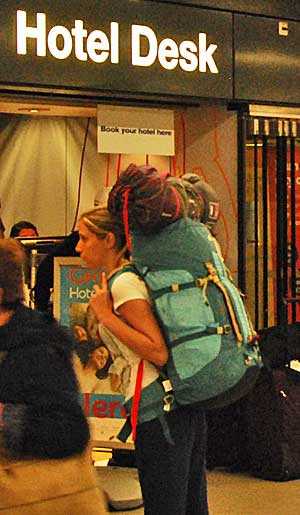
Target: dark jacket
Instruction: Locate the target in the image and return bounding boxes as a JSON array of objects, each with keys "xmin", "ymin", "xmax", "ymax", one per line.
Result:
[{"xmin": 0, "ymin": 303, "xmax": 89, "ymax": 459}]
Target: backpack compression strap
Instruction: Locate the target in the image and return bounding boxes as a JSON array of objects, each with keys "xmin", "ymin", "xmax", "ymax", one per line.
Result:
[{"xmin": 204, "ymin": 262, "xmax": 243, "ymax": 344}]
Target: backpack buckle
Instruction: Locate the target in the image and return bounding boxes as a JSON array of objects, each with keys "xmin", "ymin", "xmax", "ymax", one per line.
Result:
[
  {"xmin": 163, "ymin": 393, "xmax": 175, "ymax": 412},
  {"xmin": 162, "ymin": 379, "xmax": 173, "ymax": 393},
  {"xmin": 223, "ymin": 325, "xmax": 231, "ymax": 334}
]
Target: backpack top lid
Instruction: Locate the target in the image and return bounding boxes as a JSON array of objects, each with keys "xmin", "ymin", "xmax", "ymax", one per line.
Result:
[
  {"xmin": 181, "ymin": 173, "xmax": 220, "ymax": 230},
  {"xmin": 107, "ymin": 163, "xmax": 188, "ymax": 235}
]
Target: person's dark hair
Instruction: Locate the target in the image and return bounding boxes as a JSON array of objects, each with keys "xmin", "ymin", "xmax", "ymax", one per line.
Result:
[
  {"xmin": 0, "ymin": 238, "xmax": 25, "ymax": 307},
  {"xmin": 10, "ymin": 220, "xmax": 39, "ymax": 238},
  {"xmin": 108, "ymin": 163, "xmax": 188, "ymax": 235},
  {"xmin": 74, "ymin": 339, "xmax": 113, "ymax": 379}
]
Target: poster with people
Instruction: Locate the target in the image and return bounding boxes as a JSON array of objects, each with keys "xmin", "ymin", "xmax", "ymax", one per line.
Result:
[{"xmin": 53, "ymin": 257, "xmax": 132, "ymax": 447}]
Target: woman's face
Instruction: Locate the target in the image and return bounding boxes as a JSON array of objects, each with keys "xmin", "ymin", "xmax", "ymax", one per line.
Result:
[
  {"xmin": 90, "ymin": 346, "xmax": 109, "ymax": 370},
  {"xmin": 18, "ymin": 228, "xmax": 37, "ymax": 237},
  {"xmin": 76, "ymin": 221, "xmax": 107, "ymax": 269}
]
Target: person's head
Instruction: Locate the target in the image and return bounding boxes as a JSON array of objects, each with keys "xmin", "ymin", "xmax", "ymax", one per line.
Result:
[
  {"xmin": 76, "ymin": 206, "xmax": 127, "ymax": 270},
  {"xmin": 90, "ymin": 345, "xmax": 110, "ymax": 371},
  {"xmin": 181, "ymin": 173, "xmax": 220, "ymax": 230},
  {"xmin": 10, "ymin": 220, "xmax": 39, "ymax": 238},
  {"xmin": 75, "ymin": 339, "xmax": 112, "ymax": 378},
  {"xmin": 0, "ymin": 238, "xmax": 25, "ymax": 309}
]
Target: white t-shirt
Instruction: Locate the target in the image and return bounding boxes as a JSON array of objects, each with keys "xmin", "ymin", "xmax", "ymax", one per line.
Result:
[{"xmin": 98, "ymin": 272, "xmax": 160, "ymax": 401}]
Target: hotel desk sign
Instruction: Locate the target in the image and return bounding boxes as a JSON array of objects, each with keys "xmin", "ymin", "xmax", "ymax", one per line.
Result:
[{"xmin": 0, "ymin": 2, "xmax": 232, "ymax": 99}]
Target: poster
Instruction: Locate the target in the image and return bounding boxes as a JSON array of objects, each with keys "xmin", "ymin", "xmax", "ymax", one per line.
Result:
[{"xmin": 53, "ymin": 257, "xmax": 132, "ymax": 448}]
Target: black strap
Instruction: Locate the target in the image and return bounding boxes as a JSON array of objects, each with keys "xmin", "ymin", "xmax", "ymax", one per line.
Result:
[
  {"xmin": 131, "ymin": 264, "xmax": 203, "ymax": 300},
  {"xmin": 170, "ymin": 325, "xmax": 231, "ymax": 348},
  {"xmin": 150, "ymin": 280, "xmax": 202, "ymax": 300},
  {"xmin": 117, "ymin": 416, "xmax": 132, "ymax": 443}
]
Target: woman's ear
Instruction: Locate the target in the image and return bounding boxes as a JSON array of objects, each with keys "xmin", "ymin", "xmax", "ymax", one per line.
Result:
[{"xmin": 105, "ymin": 231, "xmax": 117, "ymax": 249}]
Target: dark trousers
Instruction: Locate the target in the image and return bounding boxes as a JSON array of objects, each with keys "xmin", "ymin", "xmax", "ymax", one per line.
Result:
[{"xmin": 134, "ymin": 407, "xmax": 209, "ymax": 515}]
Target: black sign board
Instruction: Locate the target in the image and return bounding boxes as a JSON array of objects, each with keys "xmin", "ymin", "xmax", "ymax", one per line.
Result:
[
  {"xmin": 235, "ymin": 14, "xmax": 300, "ymax": 104},
  {"xmin": 158, "ymin": 0, "xmax": 300, "ymax": 21},
  {"xmin": 0, "ymin": 0, "xmax": 232, "ymax": 100}
]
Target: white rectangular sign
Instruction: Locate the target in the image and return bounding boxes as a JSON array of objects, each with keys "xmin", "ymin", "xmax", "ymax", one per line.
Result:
[{"xmin": 97, "ymin": 105, "xmax": 174, "ymax": 155}]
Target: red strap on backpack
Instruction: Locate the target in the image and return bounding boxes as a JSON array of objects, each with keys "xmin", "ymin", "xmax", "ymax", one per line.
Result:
[
  {"xmin": 123, "ymin": 188, "xmax": 133, "ymax": 252},
  {"xmin": 170, "ymin": 186, "xmax": 182, "ymax": 218},
  {"xmin": 131, "ymin": 359, "xmax": 144, "ymax": 441}
]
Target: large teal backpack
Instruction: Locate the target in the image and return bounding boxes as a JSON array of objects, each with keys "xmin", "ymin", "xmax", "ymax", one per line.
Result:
[{"xmin": 124, "ymin": 216, "xmax": 262, "ymax": 412}]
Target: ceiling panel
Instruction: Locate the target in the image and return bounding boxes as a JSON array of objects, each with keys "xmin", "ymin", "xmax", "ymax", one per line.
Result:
[{"xmin": 0, "ymin": 100, "xmax": 97, "ymax": 117}]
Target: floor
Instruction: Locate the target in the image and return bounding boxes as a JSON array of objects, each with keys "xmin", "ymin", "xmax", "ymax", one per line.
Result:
[{"xmin": 114, "ymin": 467, "xmax": 300, "ymax": 515}]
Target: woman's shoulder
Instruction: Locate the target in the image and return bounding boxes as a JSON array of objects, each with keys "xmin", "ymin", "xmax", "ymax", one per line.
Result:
[
  {"xmin": 111, "ymin": 269, "xmax": 147, "ymax": 292},
  {"xmin": 110, "ymin": 270, "xmax": 149, "ymax": 308}
]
